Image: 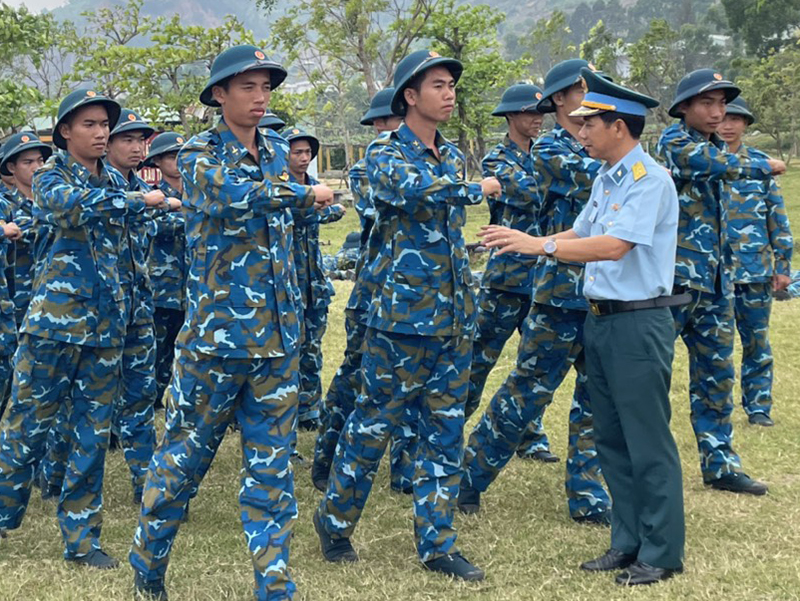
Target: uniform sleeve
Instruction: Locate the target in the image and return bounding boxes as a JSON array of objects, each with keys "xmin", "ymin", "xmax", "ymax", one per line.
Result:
[
  {"xmin": 482, "ymin": 149, "xmax": 540, "ymax": 210},
  {"xmin": 366, "ymin": 143, "xmax": 483, "ymax": 215},
  {"xmin": 605, "ymin": 176, "xmax": 674, "ymax": 247},
  {"xmin": 178, "ymin": 144, "xmax": 315, "ymax": 219},
  {"xmin": 764, "ymin": 177, "xmax": 794, "ymax": 276},
  {"xmin": 318, "ymin": 204, "xmax": 345, "ymax": 224},
  {"xmin": 533, "ymin": 141, "xmax": 601, "ymax": 219},
  {"xmin": 32, "ymin": 166, "xmax": 147, "ymax": 228},
  {"xmin": 657, "ymin": 130, "xmax": 771, "ymax": 182},
  {"xmin": 152, "ymin": 209, "xmax": 184, "ymax": 236}
]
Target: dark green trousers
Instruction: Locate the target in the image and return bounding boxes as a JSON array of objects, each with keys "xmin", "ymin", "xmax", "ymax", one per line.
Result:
[{"xmin": 584, "ymin": 307, "xmax": 685, "ymax": 570}]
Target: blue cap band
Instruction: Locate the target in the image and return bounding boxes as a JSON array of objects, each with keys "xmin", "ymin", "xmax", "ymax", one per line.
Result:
[{"xmin": 583, "ymin": 92, "xmax": 648, "ymax": 117}]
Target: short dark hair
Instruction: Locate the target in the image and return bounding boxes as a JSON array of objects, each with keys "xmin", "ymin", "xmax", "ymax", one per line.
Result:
[{"xmin": 598, "ymin": 111, "xmax": 645, "ymax": 139}]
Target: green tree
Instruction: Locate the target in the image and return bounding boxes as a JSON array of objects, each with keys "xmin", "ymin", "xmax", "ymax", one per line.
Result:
[
  {"xmin": 422, "ymin": 0, "xmax": 529, "ymax": 168},
  {"xmin": 524, "ymin": 11, "xmax": 577, "ymax": 79},
  {"xmin": 579, "ymin": 19, "xmax": 625, "ymax": 77},
  {"xmin": 722, "ymin": 0, "xmax": 800, "ymax": 57}
]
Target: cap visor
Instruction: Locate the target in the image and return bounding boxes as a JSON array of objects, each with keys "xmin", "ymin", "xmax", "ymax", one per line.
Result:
[{"xmin": 570, "ymin": 106, "xmax": 604, "ymax": 117}]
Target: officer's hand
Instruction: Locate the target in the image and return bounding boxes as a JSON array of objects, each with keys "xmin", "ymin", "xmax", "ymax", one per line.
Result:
[
  {"xmin": 166, "ymin": 198, "xmax": 182, "ymax": 212},
  {"xmin": 767, "ymin": 158, "xmax": 787, "ymax": 176},
  {"xmin": 143, "ymin": 190, "xmax": 167, "ymax": 207},
  {"xmin": 311, "ymin": 184, "xmax": 334, "ymax": 210},
  {"xmin": 479, "ymin": 225, "xmax": 543, "ymax": 256},
  {"xmin": 480, "ymin": 177, "xmax": 502, "ymax": 198},
  {"xmin": 2, "ymin": 222, "xmax": 22, "ymax": 241},
  {"xmin": 773, "ymin": 273, "xmax": 792, "ymax": 291}
]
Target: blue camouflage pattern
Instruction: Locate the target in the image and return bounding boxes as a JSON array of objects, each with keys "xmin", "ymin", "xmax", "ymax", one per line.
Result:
[
  {"xmin": 734, "ymin": 283, "xmax": 774, "ymax": 416},
  {"xmin": 0, "ymin": 193, "xmax": 16, "ymax": 416},
  {"xmin": 4, "ymin": 187, "xmax": 37, "ymax": 326}
]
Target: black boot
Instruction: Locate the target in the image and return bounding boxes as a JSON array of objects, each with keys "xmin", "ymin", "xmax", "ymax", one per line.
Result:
[
  {"xmin": 313, "ymin": 509, "xmax": 358, "ymax": 563},
  {"xmin": 134, "ymin": 572, "xmax": 168, "ymax": 600},
  {"xmin": 66, "ymin": 548, "xmax": 120, "ymax": 570},
  {"xmin": 424, "ymin": 553, "xmax": 485, "ymax": 581},
  {"xmin": 457, "ymin": 486, "xmax": 481, "ymax": 515},
  {"xmin": 311, "ymin": 460, "xmax": 330, "ymax": 493}
]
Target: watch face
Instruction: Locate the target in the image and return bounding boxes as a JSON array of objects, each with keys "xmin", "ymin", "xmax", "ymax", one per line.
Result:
[{"xmin": 544, "ymin": 239, "xmax": 557, "ymax": 254}]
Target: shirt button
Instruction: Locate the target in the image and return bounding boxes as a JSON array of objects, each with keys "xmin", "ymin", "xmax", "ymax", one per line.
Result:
[
  {"xmin": 589, "ymin": 276, "xmax": 595, "ymax": 282},
  {"xmin": 608, "ymin": 221, "xmax": 614, "ymax": 226},
  {"xmin": 604, "ymin": 190, "xmax": 610, "ymax": 195}
]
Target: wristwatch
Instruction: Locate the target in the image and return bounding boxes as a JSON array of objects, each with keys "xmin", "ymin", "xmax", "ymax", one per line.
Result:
[{"xmin": 543, "ymin": 238, "xmax": 558, "ymax": 257}]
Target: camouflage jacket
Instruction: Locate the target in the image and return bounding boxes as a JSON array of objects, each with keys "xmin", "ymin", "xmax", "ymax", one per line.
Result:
[
  {"xmin": 345, "ymin": 158, "xmax": 376, "ymax": 320},
  {"xmin": 532, "ymin": 124, "xmax": 601, "ymax": 310},
  {"xmin": 728, "ymin": 144, "xmax": 793, "ymax": 283},
  {"xmin": 481, "ymin": 135, "xmax": 542, "ymax": 295},
  {"xmin": 657, "ymin": 122, "xmax": 772, "ymax": 294},
  {"xmin": 24, "ymin": 153, "xmax": 151, "ymax": 347},
  {"xmin": 4, "ymin": 187, "xmax": 37, "ymax": 324},
  {"xmin": 107, "ymin": 166, "xmax": 156, "ymax": 326},
  {"xmin": 148, "ymin": 179, "xmax": 187, "ymax": 311},
  {"xmin": 0, "ymin": 194, "xmax": 16, "ymax": 352},
  {"xmin": 175, "ymin": 119, "xmax": 315, "ymax": 359},
  {"xmin": 364, "ymin": 123, "xmax": 483, "ymax": 337},
  {"xmin": 289, "ymin": 172, "xmax": 343, "ymax": 313}
]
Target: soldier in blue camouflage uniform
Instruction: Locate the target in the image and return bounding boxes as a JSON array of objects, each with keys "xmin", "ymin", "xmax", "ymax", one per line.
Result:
[
  {"xmin": 142, "ymin": 132, "xmax": 189, "ymax": 409},
  {"xmin": 258, "ymin": 110, "xmax": 286, "ymax": 132},
  {"xmin": 130, "ymin": 45, "xmax": 335, "ymax": 601},
  {"xmin": 0, "ymin": 132, "xmax": 53, "ymax": 327},
  {"xmin": 0, "ymin": 192, "xmax": 21, "ymax": 418},
  {"xmin": 460, "ymin": 59, "xmax": 611, "ymax": 524},
  {"xmin": 0, "ymin": 89, "xmax": 170, "ymax": 567},
  {"xmin": 467, "ymin": 82, "xmax": 557, "ymax": 463},
  {"xmin": 284, "ymin": 128, "xmax": 345, "ymax": 431},
  {"xmin": 717, "ymin": 97, "xmax": 793, "ymax": 427},
  {"xmin": 313, "ymin": 49, "xmax": 500, "ymax": 582},
  {"xmin": 311, "ymin": 87, "xmax": 415, "ymax": 495},
  {"xmin": 657, "ymin": 69, "xmax": 786, "ymax": 495}
]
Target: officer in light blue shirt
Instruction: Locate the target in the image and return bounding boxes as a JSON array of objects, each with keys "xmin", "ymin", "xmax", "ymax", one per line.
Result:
[{"xmin": 481, "ymin": 68, "xmax": 686, "ymax": 587}]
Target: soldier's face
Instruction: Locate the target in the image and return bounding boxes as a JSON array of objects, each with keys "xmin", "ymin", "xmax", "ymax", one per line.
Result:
[
  {"xmin": 508, "ymin": 111, "xmax": 544, "ymax": 139},
  {"xmin": 717, "ymin": 114, "xmax": 747, "ymax": 145},
  {"xmin": 60, "ymin": 104, "xmax": 110, "ymax": 160},
  {"xmin": 404, "ymin": 66, "xmax": 456, "ymax": 123},
  {"xmin": 153, "ymin": 152, "xmax": 180, "ymax": 179},
  {"xmin": 555, "ymin": 83, "xmax": 585, "ymax": 123},
  {"xmin": 373, "ymin": 116, "xmax": 402, "ymax": 133},
  {"xmin": 578, "ymin": 115, "xmax": 622, "ymax": 161},
  {"xmin": 7, "ymin": 149, "xmax": 45, "ymax": 188},
  {"xmin": 107, "ymin": 131, "xmax": 148, "ymax": 171},
  {"xmin": 214, "ymin": 71, "xmax": 271, "ymax": 128},
  {"xmin": 289, "ymin": 140, "xmax": 313, "ymax": 175},
  {"xmin": 682, "ymin": 90, "xmax": 727, "ymax": 135}
]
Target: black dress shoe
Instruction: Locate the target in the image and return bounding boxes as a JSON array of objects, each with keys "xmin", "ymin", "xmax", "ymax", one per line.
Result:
[
  {"xmin": 65, "ymin": 548, "xmax": 120, "ymax": 570},
  {"xmin": 580, "ymin": 548, "xmax": 636, "ymax": 571},
  {"xmin": 311, "ymin": 460, "xmax": 330, "ymax": 493},
  {"xmin": 518, "ymin": 449, "xmax": 560, "ymax": 463},
  {"xmin": 708, "ymin": 473, "xmax": 768, "ymax": 496},
  {"xmin": 134, "ymin": 572, "xmax": 168, "ymax": 600},
  {"xmin": 457, "ymin": 486, "xmax": 480, "ymax": 515},
  {"xmin": 573, "ymin": 511, "xmax": 611, "ymax": 527},
  {"xmin": 313, "ymin": 509, "xmax": 358, "ymax": 563},
  {"xmin": 615, "ymin": 560, "xmax": 682, "ymax": 586},
  {"xmin": 748, "ymin": 413, "xmax": 774, "ymax": 427},
  {"xmin": 424, "ymin": 553, "xmax": 485, "ymax": 581}
]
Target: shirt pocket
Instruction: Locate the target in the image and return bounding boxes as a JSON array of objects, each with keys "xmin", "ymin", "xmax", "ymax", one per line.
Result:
[
  {"xmin": 386, "ymin": 265, "xmax": 442, "ymax": 324},
  {"xmin": 44, "ymin": 241, "xmax": 96, "ymax": 298}
]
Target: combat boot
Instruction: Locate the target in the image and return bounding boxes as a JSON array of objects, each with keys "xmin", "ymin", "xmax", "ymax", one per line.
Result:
[
  {"xmin": 134, "ymin": 572, "xmax": 168, "ymax": 601},
  {"xmin": 457, "ymin": 486, "xmax": 480, "ymax": 515},
  {"xmin": 66, "ymin": 548, "xmax": 120, "ymax": 569},
  {"xmin": 311, "ymin": 460, "xmax": 329, "ymax": 492},
  {"xmin": 313, "ymin": 508, "xmax": 358, "ymax": 563},
  {"xmin": 424, "ymin": 553, "xmax": 485, "ymax": 581}
]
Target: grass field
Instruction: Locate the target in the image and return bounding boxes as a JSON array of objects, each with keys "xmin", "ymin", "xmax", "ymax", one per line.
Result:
[{"xmin": 1, "ymin": 168, "xmax": 799, "ymax": 601}]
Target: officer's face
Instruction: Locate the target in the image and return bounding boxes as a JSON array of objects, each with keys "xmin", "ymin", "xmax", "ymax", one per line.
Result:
[
  {"xmin": 578, "ymin": 115, "xmax": 623, "ymax": 161},
  {"xmin": 289, "ymin": 140, "xmax": 313, "ymax": 176},
  {"xmin": 717, "ymin": 114, "xmax": 747, "ymax": 146},
  {"xmin": 153, "ymin": 152, "xmax": 180, "ymax": 179},
  {"xmin": 7, "ymin": 149, "xmax": 45, "ymax": 189},
  {"xmin": 373, "ymin": 116, "xmax": 402, "ymax": 134},
  {"xmin": 404, "ymin": 66, "xmax": 456, "ymax": 123},
  {"xmin": 682, "ymin": 90, "xmax": 727, "ymax": 135},
  {"xmin": 107, "ymin": 131, "xmax": 148, "ymax": 171},
  {"xmin": 60, "ymin": 104, "xmax": 110, "ymax": 160},
  {"xmin": 508, "ymin": 111, "xmax": 544, "ymax": 140},
  {"xmin": 554, "ymin": 82, "xmax": 585, "ymax": 123},
  {"xmin": 213, "ymin": 71, "xmax": 272, "ymax": 128}
]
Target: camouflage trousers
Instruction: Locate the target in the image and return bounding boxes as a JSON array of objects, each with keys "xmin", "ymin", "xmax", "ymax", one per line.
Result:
[
  {"xmin": 153, "ymin": 307, "xmax": 185, "ymax": 406},
  {"xmin": 42, "ymin": 323, "xmax": 157, "ymax": 497},
  {"xmin": 463, "ymin": 303, "xmax": 610, "ymax": 519},
  {"xmin": 318, "ymin": 329, "xmax": 470, "ymax": 562},
  {"xmin": 733, "ymin": 283, "xmax": 774, "ymax": 417},
  {"xmin": 298, "ymin": 304, "xmax": 328, "ymax": 424},
  {"xmin": 468, "ymin": 287, "xmax": 549, "ymax": 456},
  {"xmin": 129, "ymin": 348, "xmax": 300, "ymax": 601},
  {"xmin": 0, "ymin": 351, "xmax": 11, "ymax": 420},
  {"xmin": 673, "ymin": 288, "xmax": 743, "ymax": 481},
  {"xmin": 314, "ymin": 309, "xmax": 415, "ymax": 492},
  {"xmin": 0, "ymin": 334, "xmax": 121, "ymax": 557}
]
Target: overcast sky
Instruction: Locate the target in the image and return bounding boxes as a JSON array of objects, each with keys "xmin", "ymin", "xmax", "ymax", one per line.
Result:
[{"xmin": 6, "ymin": 0, "xmax": 68, "ymax": 12}]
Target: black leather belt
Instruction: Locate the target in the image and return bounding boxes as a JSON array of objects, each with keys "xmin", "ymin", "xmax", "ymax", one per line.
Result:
[{"xmin": 589, "ymin": 293, "xmax": 692, "ymax": 317}]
